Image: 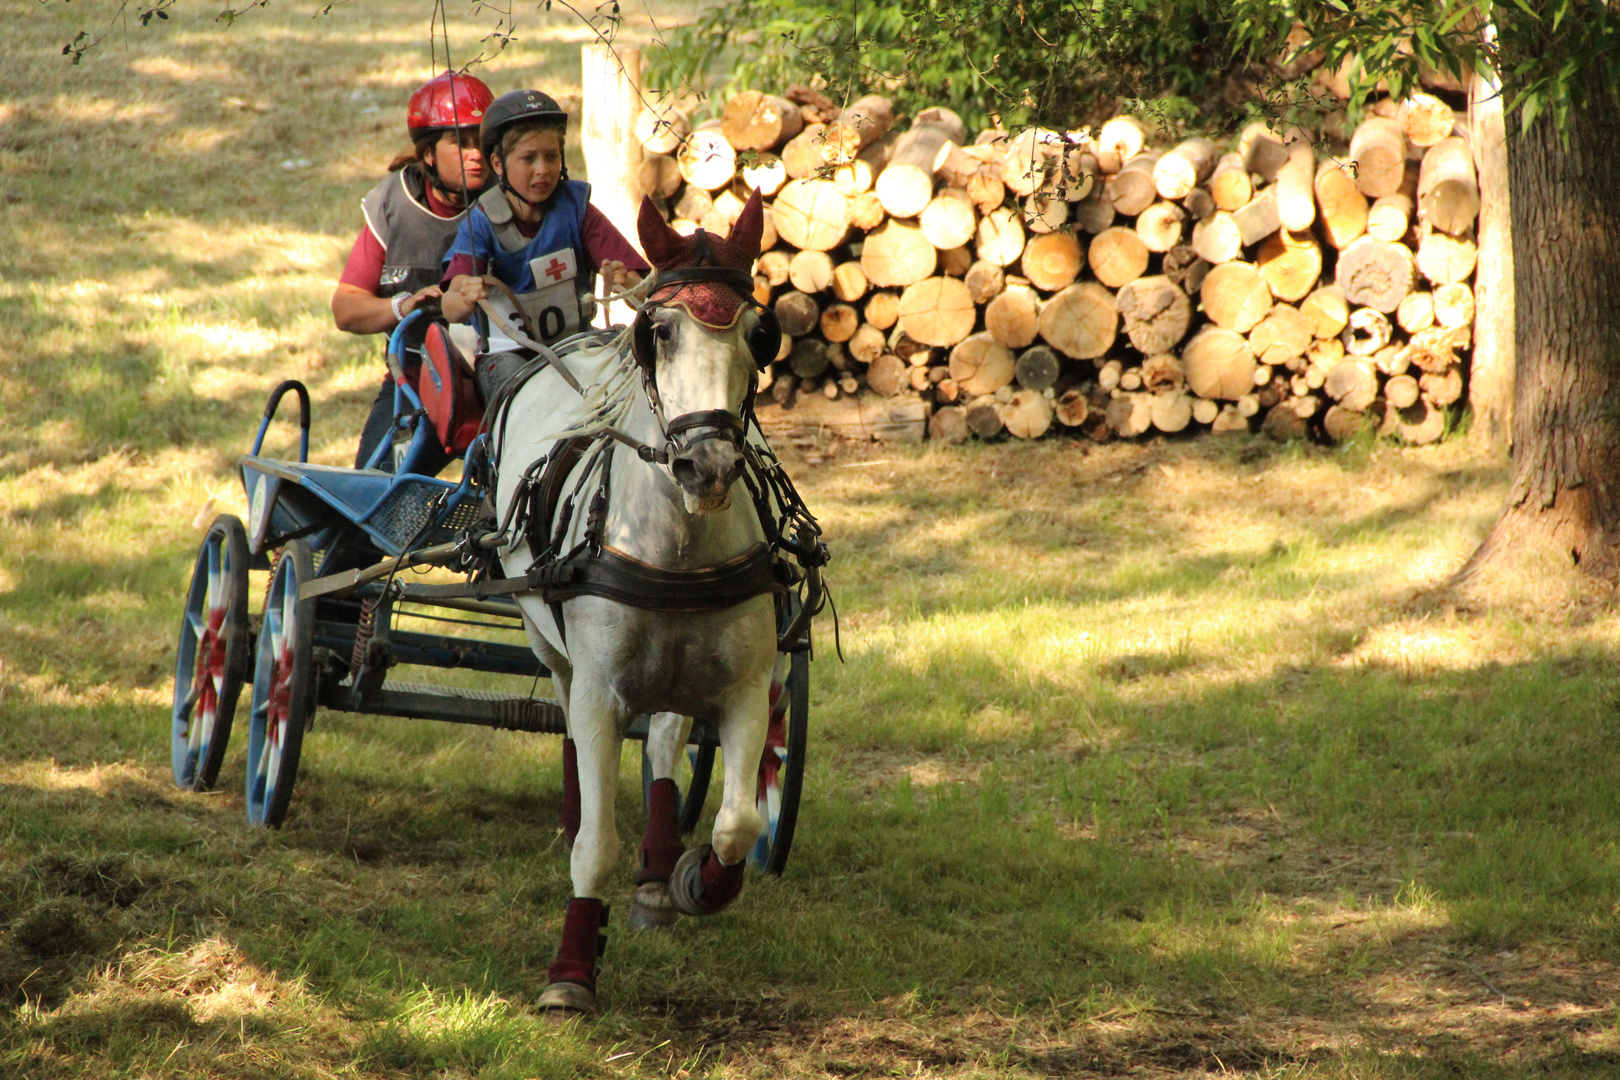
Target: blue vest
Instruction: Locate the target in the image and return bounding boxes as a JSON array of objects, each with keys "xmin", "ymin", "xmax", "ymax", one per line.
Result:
[{"xmin": 448, "ymin": 181, "xmax": 597, "ymax": 345}]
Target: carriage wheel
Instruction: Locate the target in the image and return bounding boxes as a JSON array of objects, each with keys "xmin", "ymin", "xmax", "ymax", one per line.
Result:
[
  {"xmin": 750, "ymin": 646, "xmax": 808, "ymax": 875},
  {"xmin": 640, "ymin": 724, "xmax": 716, "ymax": 835},
  {"xmin": 171, "ymin": 514, "xmax": 251, "ymax": 790},
  {"xmin": 245, "ymin": 540, "xmax": 315, "ymax": 828}
]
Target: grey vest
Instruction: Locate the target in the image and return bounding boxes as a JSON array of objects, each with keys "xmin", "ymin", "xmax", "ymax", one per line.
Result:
[{"xmin": 360, "ymin": 167, "xmax": 466, "ymax": 297}]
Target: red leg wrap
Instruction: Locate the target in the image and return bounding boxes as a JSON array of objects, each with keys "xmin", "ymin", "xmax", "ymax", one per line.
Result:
[
  {"xmin": 637, "ymin": 778, "xmax": 686, "ymax": 885},
  {"xmin": 547, "ymin": 897, "xmax": 607, "ymax": 988},
  {"xmin": 695, "ymin": 850, "xmax": 745, "ymax": 913},
  {"xmin": 560, "ymin": 738, "xmax": 581, "ymax": 848}
]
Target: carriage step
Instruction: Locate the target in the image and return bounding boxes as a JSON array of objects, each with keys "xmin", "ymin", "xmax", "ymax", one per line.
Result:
[{"xmin": 328, "ymin": 679, "xmax": 566, "ymax": 734}]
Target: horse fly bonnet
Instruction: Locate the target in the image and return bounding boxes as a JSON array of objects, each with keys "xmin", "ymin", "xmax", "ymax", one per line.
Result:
[{"xmin": 631, "ymin": 192, "xmax": 781, "ymax": 373}]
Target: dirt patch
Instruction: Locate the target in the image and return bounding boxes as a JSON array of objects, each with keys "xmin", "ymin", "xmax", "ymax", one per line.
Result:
[
  {"xmin": 12, "ymin": 853, "xmax": 148, "ymax": 909},
  {"xmin": 0, "ymin": 853, "xmax": 152, "ymax": 1007}
]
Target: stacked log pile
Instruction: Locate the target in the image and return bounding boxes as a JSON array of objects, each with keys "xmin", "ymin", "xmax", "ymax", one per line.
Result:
[{"xmin": 637, "ymin": 88, "xmax": 1479, "ymax": 445}]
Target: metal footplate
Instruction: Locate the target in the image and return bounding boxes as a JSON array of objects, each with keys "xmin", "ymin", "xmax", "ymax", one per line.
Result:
[{"xmin": 325, "ymin": 679, "xmax": 567, "ymax": 734}]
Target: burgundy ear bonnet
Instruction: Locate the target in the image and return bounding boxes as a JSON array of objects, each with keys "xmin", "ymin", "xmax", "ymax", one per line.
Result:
[
  {"xmin": 631, "ymin": 192, "xmax": 780, "ymax": 372},
  {"xmin": 636, "ymin": 192, "xmax": 766, "ymax": 330}
]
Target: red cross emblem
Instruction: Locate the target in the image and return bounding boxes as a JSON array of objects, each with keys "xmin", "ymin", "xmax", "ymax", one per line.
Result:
[{"xmin": 544, "ymin": 257, "xmax": 569, "ymax": 282}]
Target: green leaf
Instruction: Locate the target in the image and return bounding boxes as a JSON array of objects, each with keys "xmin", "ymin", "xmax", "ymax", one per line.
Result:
[{"xmin": 1519, "ymin": 93, "xmax": 1543, "ymax": 132}]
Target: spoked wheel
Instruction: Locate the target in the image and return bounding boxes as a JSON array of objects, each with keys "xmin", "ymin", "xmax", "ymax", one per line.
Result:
[
  {"xmin": 245, "ymin": 540, "xmax": 315, "ymax": 828},
  {"xmin": 171, "ymin": 514, "xmax": 251, "ymax": 790},
  {"xmin": 751, "ymin": 646, "xmax": 808, "ymax": 874},
  {"xmin": 640, "ymin": 720, "xmax": 716, "ymax": 834}
]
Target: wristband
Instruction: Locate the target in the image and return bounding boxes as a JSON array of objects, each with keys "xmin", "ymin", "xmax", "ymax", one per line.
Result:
[{"xmin": 389, "ymin": 291, "xmax": 411, "ymax": 322}]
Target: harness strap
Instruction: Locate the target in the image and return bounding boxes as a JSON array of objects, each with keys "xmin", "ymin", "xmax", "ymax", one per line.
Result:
[
  {"xmin": 541, "ymin": 542, "xmax": 789, "ymax": 611},
  {"xmin": 665, "ymin": 409, "xmax": 745, "ymax": 444},
  {"xmin": 604, "ymin": 426, "xmax": 671, "ymax": 464},
  {"xmin": 409, "ymin": 542, "xmax": 790, "ymax": 611},
  {"xmin": 525, "ymin": 436, "xmax": 595, "ymax": 562}
]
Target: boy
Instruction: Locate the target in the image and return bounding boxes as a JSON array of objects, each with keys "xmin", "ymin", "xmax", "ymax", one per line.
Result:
[{"xmin": 439, "ymin": 89, "xmax": 648, "ymax": 402}]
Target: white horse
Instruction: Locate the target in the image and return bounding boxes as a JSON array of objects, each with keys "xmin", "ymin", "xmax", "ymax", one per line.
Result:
[{"xmin": 489, "ymin": 194, "xmax": 786, "ymax": 1013}]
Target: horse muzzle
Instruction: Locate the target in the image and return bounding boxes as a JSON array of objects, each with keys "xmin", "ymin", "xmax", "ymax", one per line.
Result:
[
  {"xmin": 671, "ymin": 439, "xmax": 743, "ymax": 512},
  {"xmin": 665, "ymin": 409, "xmax": 747, "ymax": 513}
]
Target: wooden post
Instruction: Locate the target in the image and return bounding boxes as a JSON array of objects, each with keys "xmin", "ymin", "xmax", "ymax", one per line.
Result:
[
  {"xmin": 581, "ymin": 44, "xmax": 644, "ymax": 325},
  {"xmin": 1467, "ymin": 29, "xmax": 1514, "ymax": 452}
]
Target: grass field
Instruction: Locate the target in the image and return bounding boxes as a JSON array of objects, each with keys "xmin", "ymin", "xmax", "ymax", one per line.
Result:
[{"xmin": 6, "ymin": 3, "xmax": 1620, "ymax": 1078}]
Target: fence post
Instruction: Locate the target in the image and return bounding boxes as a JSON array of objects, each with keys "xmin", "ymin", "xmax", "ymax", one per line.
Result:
[
  {"xmin": 1467, "ymin": 25, "xmax": 1514, "ymax": 453},
  {"xmin": 581, "ymin": 43, "xmax": 645, "ymax": 326}
]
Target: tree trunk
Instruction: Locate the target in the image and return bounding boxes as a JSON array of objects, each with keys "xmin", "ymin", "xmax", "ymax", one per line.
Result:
[{"xmin": 1460, "ymin": 73, "xmax": 1620, "ymax": 580}]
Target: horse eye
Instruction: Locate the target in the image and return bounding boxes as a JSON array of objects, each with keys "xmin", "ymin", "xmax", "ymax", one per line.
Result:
[{"xmin": 654, "ymin": 323, "xmax": 673, "ymax": 342}]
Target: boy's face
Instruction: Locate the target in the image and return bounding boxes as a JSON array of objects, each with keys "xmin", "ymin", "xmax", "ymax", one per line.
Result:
[{"xmin": 496, "ymin": 129, "xmax": 563, "ymax": 208}]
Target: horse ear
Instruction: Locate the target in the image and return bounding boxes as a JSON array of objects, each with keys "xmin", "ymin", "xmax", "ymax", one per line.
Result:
[
  {"xmin": 637, "ymin": 195, "xmax": 683, "ymax": 268},
  {"xmin": 728, "ymin": 191, "xmax": 765, "ymax": 260}
]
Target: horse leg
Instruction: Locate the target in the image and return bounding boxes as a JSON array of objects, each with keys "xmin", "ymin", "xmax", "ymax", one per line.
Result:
[
  {"xmin": 549, "ymin": 669, "xmax": 581, "ymax": 851},
  {"xmin": 537, "ymin": 684, "xmax": 625, "ymax": 1015},
  {"xmin": 515, "ymin": 614, "xmax": 578, "ymax": 849},
  {"xmin": 560, "ymin": 737, "xmax": 580, "ymax": 850},
  {"xmin": 669, "ymin": 677, "xmax": 769, "ymax": 917},
  {"xmin": 631, "ymin": 712, "xmax": 692, "ymax": 930}
]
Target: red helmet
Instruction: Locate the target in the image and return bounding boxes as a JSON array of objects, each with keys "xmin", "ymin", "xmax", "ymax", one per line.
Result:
[{"xmin": 407, "ymin": 72, "xmax": 494, "ymax": 134}]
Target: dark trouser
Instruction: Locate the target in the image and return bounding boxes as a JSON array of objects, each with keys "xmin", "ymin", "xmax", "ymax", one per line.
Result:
[
  {"xmin": 474, "ymin": 349, "xmax": 532, "ymax": 407},
  {"xmin": 354, "ymin": 373, "xmax": 454, "ymax": 477}
]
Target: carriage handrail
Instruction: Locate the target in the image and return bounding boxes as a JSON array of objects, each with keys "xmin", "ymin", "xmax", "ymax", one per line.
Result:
[
  {"xmin": 250, "ymin": 380, "xmax": 311, "ymax": 462},
  {"xmin": 363, "ymin": 311, "xmax": 434, "ymax": 472},
  {"xmin": 385, "ymin": 310, "xmax": 420, "ymax": 388}
]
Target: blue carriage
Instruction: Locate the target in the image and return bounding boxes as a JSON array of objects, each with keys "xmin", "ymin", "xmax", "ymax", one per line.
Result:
[{"xmin": 169, "ymin": 314, "xmax": 815, "ymax": 872}]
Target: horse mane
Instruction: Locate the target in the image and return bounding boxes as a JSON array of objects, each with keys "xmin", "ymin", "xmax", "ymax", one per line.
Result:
[{"xmin": 520, "ymin": 276, "xmax": 654, "ymax": 448}]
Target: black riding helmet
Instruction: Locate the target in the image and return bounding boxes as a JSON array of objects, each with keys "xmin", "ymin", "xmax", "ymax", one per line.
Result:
[{"xmin": 481, "ymin": 90, "xmax": 568, "ymax": 159}]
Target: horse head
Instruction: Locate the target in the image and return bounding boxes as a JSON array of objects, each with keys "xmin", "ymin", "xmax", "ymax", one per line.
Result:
[{"xmin": 633, "ymin": 193, "xmax": 779, "ymax": 514}]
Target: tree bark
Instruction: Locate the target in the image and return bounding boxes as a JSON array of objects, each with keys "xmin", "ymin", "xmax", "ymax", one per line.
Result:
[{"xmin": 1460, "ymin": 72, "xmax": 1620, "ymax": 580}]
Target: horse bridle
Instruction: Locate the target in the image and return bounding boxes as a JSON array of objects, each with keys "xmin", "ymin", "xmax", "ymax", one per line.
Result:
[{"xmin": 630, "ymin": 257, "xmax": 781, "ymax": 462}]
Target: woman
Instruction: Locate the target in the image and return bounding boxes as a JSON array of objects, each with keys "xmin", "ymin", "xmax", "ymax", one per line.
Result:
[
  {"xmin": 332, "ymin": 71, "xmax": 495, "ymax": 471},
  {"xmin": 439, "ymin": 89, "xmax": 648, "ymax": 405}
]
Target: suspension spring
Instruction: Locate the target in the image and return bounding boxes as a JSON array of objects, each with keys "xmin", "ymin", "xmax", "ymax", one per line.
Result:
[{"xmin": 350, "ymin": 595, "xmax": 379, "ymax": 674}]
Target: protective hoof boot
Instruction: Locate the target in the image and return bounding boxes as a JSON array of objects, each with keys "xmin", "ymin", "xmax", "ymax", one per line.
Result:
[
  {"xmin": 629, "ymin": 882, "xmax": 679, "ymax": 930},
  {"xmin": 668, "ymin": 844, "xmax": 746, "ymax": 917},
  {"xmin": 544, "ymin": 897, "xmax": 606, "ymax": 1013},
  {"xmin": 637, "ymin": 777, "xmax": 685, "ymax": 886}
]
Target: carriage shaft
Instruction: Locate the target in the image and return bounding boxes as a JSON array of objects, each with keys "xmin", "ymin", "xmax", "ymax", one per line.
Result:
[{"xmin": 322, "ymin": 679, "xmax": 567, "ymax": 734}]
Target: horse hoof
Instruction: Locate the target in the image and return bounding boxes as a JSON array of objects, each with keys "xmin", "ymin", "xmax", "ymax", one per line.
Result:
[
  {"xmin": 537, "ymin": 980, "xmax": 595, "ymax": 1017},
  {"xmin": 668, "ymin": 845, "xmax": 708, "ymax": 917},
  {"xmin": 630, "ymin": 883, "xmax": 678, "ymax": 930}
]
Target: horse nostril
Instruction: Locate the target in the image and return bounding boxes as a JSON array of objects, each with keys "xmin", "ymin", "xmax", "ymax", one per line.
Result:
[{"xmin": 671, "ymin": 457, "xmax": 698, "ymax": 484}]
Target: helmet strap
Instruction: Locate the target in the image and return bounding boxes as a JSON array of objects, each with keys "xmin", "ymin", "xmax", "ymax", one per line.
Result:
[{"xmin": 421, "ymin": 138, "xmax": 474, "ymax": 210}]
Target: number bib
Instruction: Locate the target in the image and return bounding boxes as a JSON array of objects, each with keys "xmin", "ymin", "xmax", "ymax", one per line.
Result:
[{"xmin": 524, "ymin": 248, "xmax": 582, "ymax": 341}]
